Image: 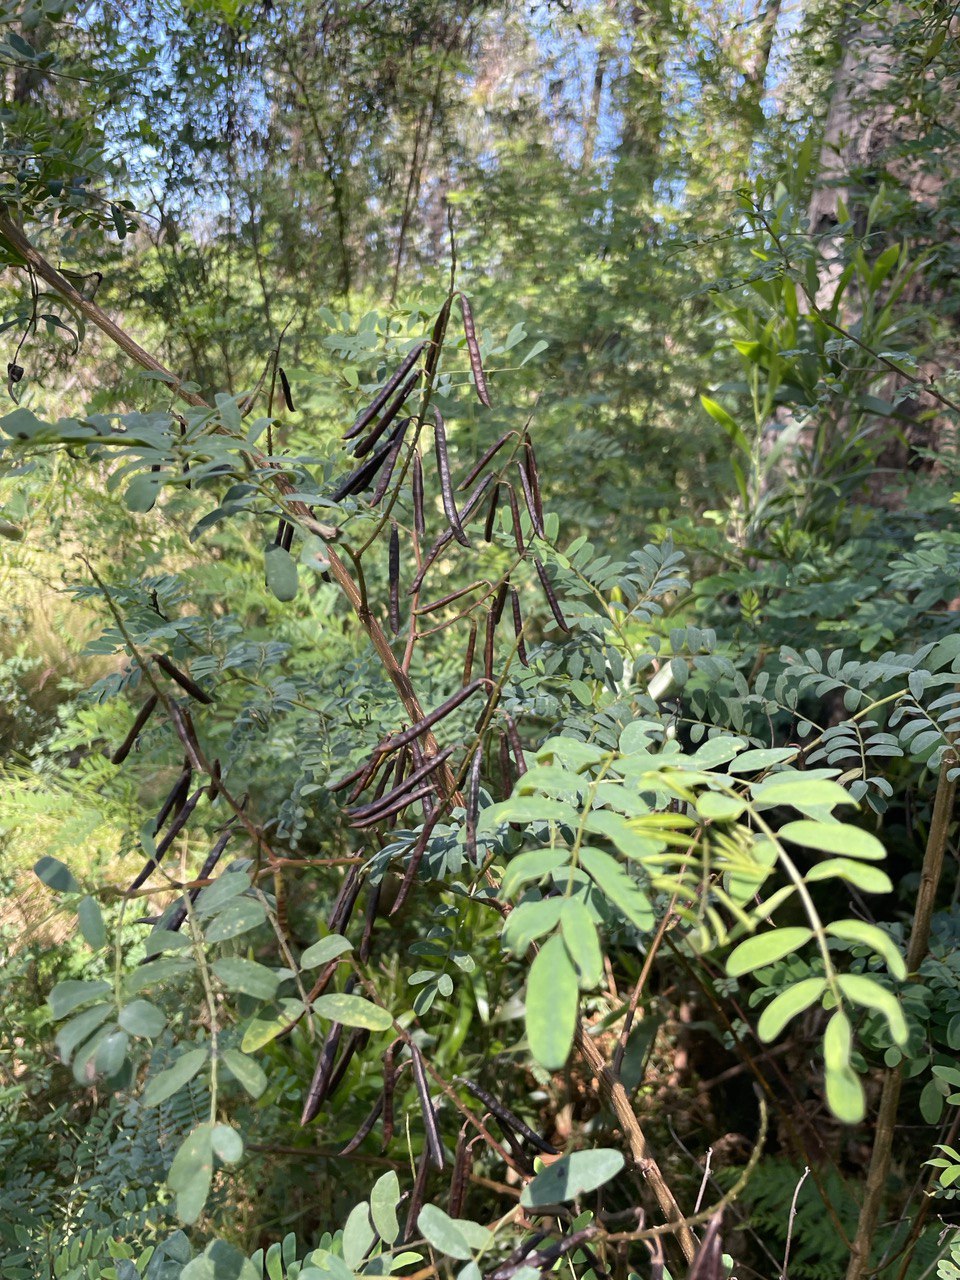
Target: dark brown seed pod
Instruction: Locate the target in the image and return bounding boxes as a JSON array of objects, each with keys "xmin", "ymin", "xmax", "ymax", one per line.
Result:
[
  {"xmin": 207, "ymin": 757, "xmax": 221, "ymax": 802},
  {"xmin": 490, "ymin": 1234, "xmax": 549, "ymax": 1280},
  {"xmin": 503, "ymin": 712, "xmax": 527, "ymax": 777},
  {"xmin": 155, "ymin": 764, "xmax": 192, "ymax": 834},
  {"xmin": 418, "ymin": 580, "xmax": 486, "ymax": 617},
  {"xmin": 388, "ymin": 522, "xmax": 401, "ymax": 635},
  {"xmin": 403, "ymin": 1149, "xmax": 432, "ymax": 1245},
  {"xmin": 344, "ymin": 341, "xmax": 427, "ymax": 441},
  {"xmin": 409, "ymin": 474, "xmax": 495, "ymax": 594},
  {"xmin": 412, "ymin": 451, "xmax": 425, "ymax": 538},
  {"xmin": 300, "ymin": 1019, "xmax": 344, "ymax": 1125},
  {"xmin": 422, "ymin": 297, "xmax": 452, "ymax": 385},
  {"xmin": 495, "ymin": 1121, "xmax": 535, "ymax": 1175},
  {"xmin": 281, "ymin": 519, "xmax": 294, "ymax": 552},
  {"xmin": 349, "ymin": 747, "xmax": 454, "ymax": 823},
  {"xmin": 458, "ymin": 293, "xmax": 491, "ymax": 408},
  {"xmin": 332, "ymin": 430, "xmax": 401, "ymax": 503},
  {"xmin": 433, "ymin": 408, "xmax": 469, "ymax": 547},
  {"xmin": 506, "ymin": 484, "xmax": 525, "ymax": 556},
  {"xmin": 353, "ymin": 372, "xmax": 419, "ymax": 458},
  {"xmin": 411, "ymin": 1043, "xmax": 444, "ymax": 1169},
  {"xmin": 457, "ymin": 431, "xmax": 514, "ymax": 492},
  {"xmin": 460, "ymin": 472, "xmax": 495, "ymax": 523},
  {"xmin": 110, "ymin": 694, "xmax": 159, "ymax": 765},
  {"xmin": 169, "ymin": 703, "xmax": 204, "ymax": 773},
  {"xmin": 389, "ymin": 801, "xmax": 447, "ymax": 917},
  {"xmin": 498, "ymin": 732, "xmax": 513, "ymax": 796},
  {"xmin": 371, "ymin": 420, "xmax": 411, "ymax": 507},
  {"xmin": 378, "ymin": 682, "xmax": 484, "ymax": 754},
  {"xmin": 278, "ymin": 366, "xmax": 295, "ymax": 413},
  {"xmin": 534, "ymin": 558, "xmax": 570, "ymax": 633},
  {"xmin": 510, "ymin": 588, "xmax": 528, "ymax": 666},
  {"xmin": 465, "ymin": 745, "xmax": 482, "ymax": 864},
  {"xmin": 339, "ymin": 1092, "xmax": 385, "ymax": 1156},
  {"xmin": 523, "ymin": 434, "xmax": 543, "ymax": 526},
  {"xmin": 159, "ymin": 822, "xmax": 235, "ymax": 935},
  {"xmin": 515, "ymin": 461, "xmax": 544, "ymax": 539},
  {"xmin": 382, "ymin": 1037, "xmax": 403, "ymax": 1147},
  {"xmin": 128, "ymin": 787, "xmax": 204, "ymax": 894},
  {"xmin": 326, "ymin": 1027, "xmax": 370, "ymax": 1098},
  {"xmin": 483, "ymin": 482, "xmax": 499, "ymax": 543},
  {"xmin": 492, "ymin": 580, "xmax": 509, "ymax": 625},
  {"xmin": 333, "ymin": 750, "xmax": 388, "ymax": 798},
  {"xmin": 447, "ymin": 1122, "xmax": 474, "ymax": 1219},
  {"xmin": 455, "ymin": 1077, "xmax": 558, "ymax": 1154},
  {"xmin": 154, "ymin": 653, "xmax": 214, "ymax": 705},
  {"xmin": 350, "ymin": 782, "xmax": 435, "ymax": 830},
  {"xmin": 360, "ymin": 881, "xmax": 381, "ymax": 963},
  {"xmin": 462, "ymin": 620, "xmax": 478, "ymax": 687},
  {"xmin": 484, "ymin": 609, "xmax": 496, "ymax": 683},
  {"xmin": 274, "ymin": 517, "xmax": 287, "ymax": 547},
  {"xmin": 328, "ymin": 863, "xmax": 363, "ymax": 934}
]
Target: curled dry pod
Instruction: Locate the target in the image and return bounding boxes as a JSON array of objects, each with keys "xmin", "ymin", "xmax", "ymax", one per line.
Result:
[
  {"xmin": 465, "ymin": 745, "xmax": 482, "ymax": 865},
  {"xmin": 447, "ymin": 1122, "xmax": 474, "ymax": 1220},
  {"xmin": 458, "ymin": 293, "xmax": 491, "ymax": 408},
  {"xmin": 111, "ymin": 694, "xmax": 159, "ymax": 765},
  {"xmin": 506, "ymin": 483, "xmax": 525, "ymax": 556},
  {"xmin": 455, "ymin": 1077, "xmax": 558, "ymax": 1154},
  {"xmin": 278, "ymin": 366, "xmax": 295, "ymax": 412},
  {"xmin": 154, "ymin": 653, "xmax": 214, "ymax": 705},
  {"xmin": 353, "ymin": 371, "xmax": 419, "ymax": 458},
  {"xmin": 155, "ymin": 764, "xmax": 192, "ymax": 834},
  {"xmin": 411, "ymin": 1042, "xmax": 444, "ymax": 1170},
  {"xmin": 339, "ymin": 1092, "xmax": 384, "ymax": 1156},
  {"xmin": 301, "ymin": 1018, "xmax": 345, "ymax": 1125},
  {"xmin": 510, "ymin": 588, "xmax": 528, "ymax": 666},
  {"xmin": 503, "ymin": 712, "xmax": 527, "ymax": 777},
  {"xmin": 458, "ymin": 431, "xmax": 514, "ymax": 492},
  {"xmin": 433, "ymin": 408, "xmax": 469, "ymax": 548},
  {"xmin": 388, "ymin": 522, "xmax": 401, "ymax": 635},
  {"xmin": 515, "ymin": 461, "xmax": 544, "ymax": 539},
  {"xmin": 412, "ymin": 450, "xmax": 425, "ymax": 538},
  {"xmin": 378, "ymin": 680, "xmax": 484, "ymax": 754},
  {"xmin": 483, "ymin": 482, "xmax": 499, "ymax": 543},
  {"xmin": 462, "ymin": 619, "xmax": 478, "ymax": 687},
  {"xmin": 372, "ymin": 418, "xmax": 412, "ymax": 506},
  {"xmin": 344, "ymin": 340, "xmax": 426, "ymax": 441},
  {"xmin": 534, "ymin": 557, "xmax": 570, "ymax": 633}
]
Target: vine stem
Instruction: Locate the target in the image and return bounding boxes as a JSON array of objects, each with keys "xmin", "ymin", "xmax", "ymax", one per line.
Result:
[{"xmin": 845, "ymin": 748, "xmax": 958, "ymax": 1280}]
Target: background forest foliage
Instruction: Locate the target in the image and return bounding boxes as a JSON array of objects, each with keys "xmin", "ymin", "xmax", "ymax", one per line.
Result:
[{"xmin": 2, "ymin": 1, "xmax": 960, "ymax": 1277}]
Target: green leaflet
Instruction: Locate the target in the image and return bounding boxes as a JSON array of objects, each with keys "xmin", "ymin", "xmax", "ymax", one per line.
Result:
[
  {"xmin": 520, "ymin": 1148, "xmax": 625, "ymax": 1207},
  {"xmin": 577, "ymin": 846, "xmax": 654, "ymax": 931},
  {"xmin": 525, "ymin": 934, "xmax": 577, "ymax": 1070},
  {"xmin": 560, "ymin": 899, "xmax": 603, "ymax": 990},
  {"xmin": 757, "ymin": 978, "xmax": 826, "ymax": 1042},
  {"xmin": 726, "ymin": 927, "xmax": 813, "ymax": 977}
]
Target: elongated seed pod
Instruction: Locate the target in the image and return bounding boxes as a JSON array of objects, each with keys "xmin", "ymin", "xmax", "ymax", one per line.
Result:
[
  {"xmin": 418, "ymin": 580, "xmax": 486, "ymax": 617},
  {"xmin": 274, "ymin": 517, "xmax": 286, "ymax": 546},
  {"xmin": 154, "ymin": 653, "xmax": 214, "ymax": 705},
  {"xmin": 447, "ymin": 1122, "xmax": 474, "ymax": 1219},
  {"xmin": 300, "ymin": 1020, "xmax": 344, "ymax": 1124},
  {"xmin": 534, "ymin": 558, "xmax": 570, "ymax": 632},
  {"xmin": 170, "ymin": 703, "xmax": 204, "ymax": 772},
  {"xmin": 422, "ymin": 297, "xmax": 452, "ymax": 385},
  {"xmin": 503, "ymin": 712, "xmax": 527, "ymax": 777},
  {"xmin": 339, "ymin": 1092, "xmax": 385, "ymax": 1156},
  {"xmin": 207, "ymin": 757, "xmax": 221, "ymax": 801},
  {"xmin": 411, "ymin": 1043, "xmax": 444, "ymax": 1169},
  {"xmin": 523, "ymin": 434, "xmax": 543, "ymax": 526},
  {"xmin": 155, "ymin": 764, "xmax": 191, "ymax": 834},
  {"xmin": 333, "ymin": 749, "xmax": 388, "ymax": 797},
  {"xmin": 457, "ymin": 431, "xmax": 514, "ymax": 492},
  {"xmin": 111, "ymin": 694, "xmax": 159, "ymax": 765},
  {"xmin": 491, "ymin": 1234, "xmax": 549, "ymax": 1280},
  {"xmin": 433, "ymin": 408, "xmax": 469, "ymax": 547},
  {"xmin": 378, "ymin": 681, "xmax": 483, "ymax": 754},
  {"xmin": 403, "ymin": 1149, "xmax": 432, "ymax": 1245},
  {"xmin": 492, "ymin": 580, "xmax": 509, "ymax": 624},
  {"xmin": 465, "ymin": 746, "xmax": 482, "ymax": 865},
  {"xmin": 128, "ymin": 787, "xmax": 204, "ymax": 894},
  {"xmin": 353, "ymin": 372, "xmax": 419, "ymax": 458},
  {"xmin": 462, "ymin": 620, "xmax": 478, "ymax": 687},
  {"xmin": 281, "ymin": 520, "xmax": 294, "ymax": 552},
  {"xmin": 372, "ymin": 421, "xmax": 411, "ymax": 506},
  {"xmin": 483, "ymin": 482, "xmax": 499, "ymax": 543},
  {"xmin": 412, "ymin": 451, "xmax": 425, "ymax": 538},
  {"xmin": 350, "ymin": 782, "xmax": 435, "ymax": 829},
  {"xmin": 455, "ymin": 1077, "xmax": 558, "ymax": 1153},
  {"xmin": 408, "ymin": 474, "xmax": 495, "ymax": 595},
  {"xmin": 388, "ymin": 523, "xmax": 401, "ymax": 635},
  {"xmin": 349, "ymin": 748, "xmax": 454, "ymax": 823},
  {"xmin": 458, "ymin": 293, "xmax": 491, "ymax": 408},
  {"xmin": 157, "ymin": 823, "xmax": 235, "ymax": 936},
  {"xmin": 495, "ymin": 1121, "xmax": 535, "ymax": 1175},
  {"xmin": 510, "ymin": 588, "xmax": 528, "ymax": 666},
  {"xmin": 498, "ymin": 732, "xmax": 513, "ymax": 796},
  {"xmin": 382, "ymin": 1038, "xmax": 402, "ymax": 1147},
  {"xmin": 328, "ymin": 863, "xmax": 363, "ymax": 933},
  {"xmin": 484, "ymin": 609, "xmax": 496, "ymax": 682},
  {"xmin": 326, "ymin": 1027, "xmax": 370, "ymax": 1098},
  {"xmin": 506, "ymin": 484, "xmax": 525, "ymax": 556},
  {"xmin": 389, "ymin": 801, "xmax": 447, "ymax": 917},
  {"xmin": 515, "ymin": 461, "xmax": 544, "ymax": 539},
  {"xmin": 360, "ymin": 882, "xmax": 381, "ymax": 963},
  {"xmin": 279, "ymin": 366, "xmax": 295, "ymax": 413},
  {"xmin": 331, "ymin": 433, "xmax": 397, "ymax": 504},
  {"xmin": 343, "ymin": 341, "xmax": 427, "ymax": 441}
]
